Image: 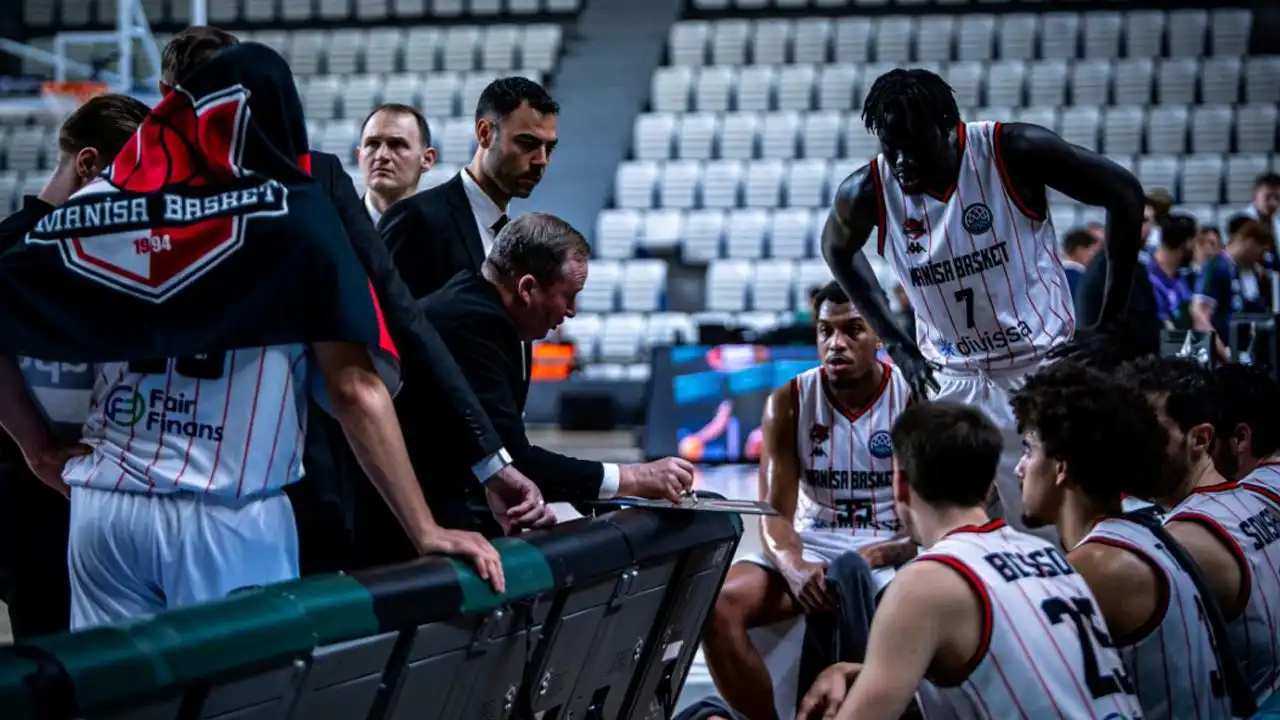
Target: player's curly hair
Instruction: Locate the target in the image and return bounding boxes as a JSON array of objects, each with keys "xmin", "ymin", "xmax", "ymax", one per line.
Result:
[
  {"xmin": 1213, "ymin": 363, "xmax": 1280, "ymax": 458},
  {"xmin": 861, "ymin": 68, "xmax": 960, "ymax": 136},
  {"xmin": 1011, "ymin": 361, "xmax": 1167, "ymax": 500},
  {"xmin": 1116, "ymin": 356, "xmax": 1218, "ymax": 434}
]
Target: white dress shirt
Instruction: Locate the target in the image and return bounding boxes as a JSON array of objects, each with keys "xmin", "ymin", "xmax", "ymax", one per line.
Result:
[
  {"xmin": 364, "ymin": 193, "xmax": 383, "ymax": 225},
  {"xmin": 456, "ymin": 169, "xmax": 621, "ymax": 498}
]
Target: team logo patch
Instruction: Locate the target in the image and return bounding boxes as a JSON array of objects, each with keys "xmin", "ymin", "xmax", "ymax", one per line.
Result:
[
  {"xmin": 809, "ymin": 423, "xmax": 829, "ymax": 457},
  {"xmin": 868, "ymin": 430, "xmax": 893, "ymax": 459},
  {"xmin": 902, "ymin": 218, "xmax": 926, "ymax": 240},
  {"xmin": 906, "ymin": 241, "xmax": 926, "ymax": 254},
  {"xmin": 961, "ymin": 203, "xmax": 993, "ymax": 235},
  {"xmin": 104, "ymin": 385, "xmax": 146, "ymax": 427}
]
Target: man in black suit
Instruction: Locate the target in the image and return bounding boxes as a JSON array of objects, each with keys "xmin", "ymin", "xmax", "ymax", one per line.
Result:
[
  {"xmin": 361, "ymin": 213, "xmax": 698, "ymax": 561},
  {"xmin": 159, "ymin": 28, "xmax": 556, "ymax": 574},
  {"xmin": 357, "ymin": 103, "xmax": 435, "ymax": 224}
]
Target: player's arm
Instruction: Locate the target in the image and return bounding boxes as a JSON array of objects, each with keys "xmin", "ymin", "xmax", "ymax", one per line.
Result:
[
  {"xmin": 312, "ymin": 340, "xmax": 505, "ymax": 591},
  {"xmin": 1068, "ymin": 542, "xmax": 1161, "ymax": 643},
  {"xmin": 833, "ymin": 560, "xmax": 974, "ymax": 720},
  {"xmin": 1165, "ymin": 517, "xmax": 1246, "ymax": 618},
  {"xmin": 997, "ymin": 122, "xmax": 1145, "ymax": 326},
  {"xmin": 759, "ymin": 381, "xmax": 806, "ymax": 571},
  {"xmin": 821, "ymin": 167, "xmax": 919, "ymax": 357}
]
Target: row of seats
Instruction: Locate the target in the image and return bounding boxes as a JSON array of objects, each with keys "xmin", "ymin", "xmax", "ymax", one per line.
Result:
[
  {"xmin": 560, "ymin": 310, "xmax": 802, "ymax": 364},
  {"xmin": 668, "ymin": 10, "xmax": 1254, "ymax": 67},
  {"xmin": 651, "ymin": 58, "xmax": 1280, "ymax": 114},
  {"xmin": 613, "ymin": 154, "xmax": 1275, "ymax": 211},
  {"xmin": 21, "ymin": 0, "xmax": 579, "ymax": 27},
  {"xmin": 631, "ymin": 107, "xmax": 1279, "ymax": 163},
  {"xmin": 299, "ymin": 69, "xmax": 545, "ymax": 123},
  {"xmin": 575, "ymin": 258, "xmax": 669, "ymax": 314},
  {"xmin": 594, "ymin": 203, "xmax": 1253, "ymax": 263}
]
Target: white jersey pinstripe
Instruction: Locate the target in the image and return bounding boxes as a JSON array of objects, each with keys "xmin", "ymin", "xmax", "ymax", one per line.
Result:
[
  {"xmin": 1079, "ymin": 517, "xmax": 1232, "ymax": 719},
  {"xmin": 914, "ymin": 521, "xmax": 1143, "ymax": 720},
  {"xmin": 1240, "ymin": 461, "xmax": 1280, "ymax": 501},
  {"xmin": 792, "ymin": 362, "xmax": 909, "ymax": 538},
  {"xmin": 1167, "ymin": 482, "xmax": 1280, "ymax": 706},
  {"xmin": 62, "ymin": 345, "xmax": 310, "ymax": 498},
  {"xmin": 871, "ymin": 120, "xmax": 1075, "ymax": 371}
]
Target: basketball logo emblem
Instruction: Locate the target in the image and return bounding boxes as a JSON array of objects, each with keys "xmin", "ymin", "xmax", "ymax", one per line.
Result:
[
  {"xmin": 962, "ymin": 203, "xmax": 993, "ymax": 235},
  {"xmin": 868, "ymin": 430, "xmax": 893, "ymax": 459}
]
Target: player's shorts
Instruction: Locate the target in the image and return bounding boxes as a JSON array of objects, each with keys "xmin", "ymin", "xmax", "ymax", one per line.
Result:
[
  {"xmin": 933, "ymin": 364, "xmax": 1059, "ymax": 542},
  {"xmin": 67, "ymin": 485, "xmax": 299, "ymax": 630},
  {"xmin": 738, "ymin": 530, "xmax": 897, "ymax": 596}
]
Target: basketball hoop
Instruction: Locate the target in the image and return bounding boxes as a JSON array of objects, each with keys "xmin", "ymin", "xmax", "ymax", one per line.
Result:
[{"xmin": 40, "ymin": 80, "xmax": 109, "ymax": 118}]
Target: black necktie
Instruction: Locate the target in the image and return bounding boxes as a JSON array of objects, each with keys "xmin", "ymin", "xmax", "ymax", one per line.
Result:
[{"xmin": 491, "ymin": 215, "xmax": 509, "ymax": 234}]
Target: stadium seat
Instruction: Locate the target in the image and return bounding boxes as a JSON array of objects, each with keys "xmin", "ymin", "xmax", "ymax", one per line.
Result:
[
  {"xmin": 726, "ymin": 209, "xmax": 768, "ymax": 259},
  {"xmin": 0, "ymin": 172, "xmax": 18, "ymax": 216},
  {"xmin": 659, "ymin": 160, "xmax": 700, "ymax": 209},
  {"xmin": 1245, "ymin": 57, "xmax": 1280, "ymax": 104},
  {"xmin": 596, "ymin": 210, "xmax": 642, "ymax": 260},
  {"xmin": 1136, "ymin": 155, "xmax": 1181, "ymax": 196},
  {"xmin": 744, "ymin": 160, "xmax": 786, "ymax": 208},
  {"xmin": 801, "ymin": 112, "xmax": 841, "ymax": 160},
  {"xmin": 634, "ymin": 113, "xmax": 676, "ymax": 161},
  {"xmin": 619, "ymin": 259, "xmax": 669, "ymax": 312},
  {"xmin": 641, "ymin": 209, "xmax": 684, "ymax": 253},
  {"xmin": 770, "ymin": 208, "xmax": 814, "ymax": 259},
  {"xmin": 721, "ymin": 113, "xmax": 759, "ymax": 160},
  {"xmin": 599, "ymin": 313, "xmax": 648, "ymax": 360},
  {"xmin": 616, "ymin": 161, "xmax": 660, "ymax": 209},
  {"xmin": 995, "ymin": 14, "xmax": 1036, "ymax": 62},
  {"xmin": 382, "ymin": 73, "xmax": 423, "ymax": 107},
  {"xmin": 702, "ymin": 161, "xmax": 744, "ymax": 209},
  {"xmin": 1180, "ymin": 154, "xmax": 1224, "ymax": 204},
  {"xmin": 946, "ymin": 62, "xmax": 985, "ymax": 110},
  {"xmin": 1124, "ymin": 10, "xmax": 1166, "ymax": 59},
  {"xmin": 1083, "ymin": 12, "xmax": 1123, "ymax": 60},
  {"xmin": 706, "ymin": 260, "xmax": 753, "ymax": 312},
  {"xmin": 684, "ymin": 210, "xmax": 727, "ymax": 262},
  {"xmin": 1190, "ymin": 105, "xmax": 1233, "ymax": 154},
  {"xmin": 1113, "ymin": 59, "xmax": 1155, "ymax": 106},
  {"xmin": 712, "ymin": 20, "xmax": 751, "ymax": 67},
  {"xmin": 1146, "ymin": 106, "xmax": 1189, "ymax": 153},
  {"xmin": 752, "ymin": 20, "xmax": 791, "ymax": 66},
  {"xmin": 1027, "ymin": 60, "xmax": 1069, "ymax": 108},
  {"xmin": 786, "ymin": 159, "xmax": 828, "ymax": 208},
  {"xmin": 561, "ymin": 313, "xmax": 602, "ymax": 360},
  {"xmin": 1237, "ymin": 105, "xmax": 1279, "ymax": 154},
  {"xmin": 753, "ymin": 261, "xmax": 795, "ymax": 312},
  {"xmin": 1201, "ymin": 56, "xmax": 1242, "ymax": 105},
  {"xmin": 1059, "ymin": 106, "xmax": 1101, "ymax": 151},
  {"xmin": 677, "ymin": 113, "xmax": 718, "ymax": 160},
  {"xmin": 1157, "ymin": 58, "xmax": 1199, "ymax": 105},
  {"xmin": 1040, "ymin": 13, "xmax": 1080, "ymax": 61},
  {"xmin": 1168, "ymin": 9, "xmax": 1208, "ymax": 57},
  {"xmin": 795, "ymin": 260, "xmax": 834, "ymax": 308},
  {"xmin": 647, "ymin": 312, "xmax": 698, "ymax": 346},
  {"xmin": 1102, "ymin": 105, "xmax": 1144, "ymax": 155},
  {"xmin": 580, "ymin": 259, "xmax": 621, "ymax": 314},
  {"xmin": 1226, "ymin": 154, "xmax": 1270, "ymax": 205},
  {"xmin": 777, "ymin": 65, "xmax": 818, "ymax": 112}
]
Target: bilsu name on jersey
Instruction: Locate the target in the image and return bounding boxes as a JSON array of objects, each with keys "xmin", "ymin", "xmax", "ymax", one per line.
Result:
[
  {"xmin": 104, "ymin": 386, "xmax": 224, "ymax": 441},
  {"xmin": 1241, "ymin": 505, "xmax": 1280, "ymax": 551},
  {"xmin": 984, "ymin": 546, "xmax": 1077, "ymax": 582},
  {"xmin": 29, "ymin": 179, "xmax": 286, "ymax": 239},
  {"xmin": 909, "ymin": 241, "xmax": 1010, "ymax": 289}
]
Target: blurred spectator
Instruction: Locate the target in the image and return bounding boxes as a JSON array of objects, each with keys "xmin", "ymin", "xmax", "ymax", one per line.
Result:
[
  {"xmin": 1186, "ymin": 225, "xmax": 1223, "ymax": 290},
  {"xmin": 1243, "ymin": 172, "xmax": 1280, "ymax": 241},
  {"xmin": 1142, "ymin": 189, "xmax": 1174, "ymax": 251},
  {"xmin": 1061, "ymin": 228, "xmax": 1102, "ymax": 298},
  {"xmin": 1225, "ymin": 214, "xmax": 1275, "ymax": 316},
  {"xmin": 1084, "ymin": 221, "xmax": 1105, "ymax": 244},
  {"xmin": 1191, "ymin": 219, "xmax": 1276, "ymax": 363},
  {"xmin": 1144, "ymin": 214, "xmax": 1197, "ymax": 331}
]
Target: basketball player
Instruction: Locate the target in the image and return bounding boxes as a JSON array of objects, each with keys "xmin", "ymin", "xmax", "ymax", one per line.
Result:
[
  {"xmin": 1119, "ymin": 356, "xmax": 1280, "ymax": 706},
  {"xmin": 1014, "ymin": 362, "xmax": 1230, "ymax": 719},
  {"xmin": 821, "ymin": 68, "xmax": 1146, "ymax": 535},
  {"xmin": 800, "ymin": 402, "xmax": 1142, "ymax": 720},
  {"xmin": 1211, "ymin": 363, "xmax": 1280, "ymax": 491},
  {"xmin": 703, "ymin": 282, "xmax": 914, "ymax": 719}
]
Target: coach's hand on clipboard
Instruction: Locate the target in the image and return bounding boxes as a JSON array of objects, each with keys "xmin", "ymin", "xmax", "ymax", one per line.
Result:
[
  {"xmin": 618, "ymin": 457, "xmax": 696, "ymax": 503},
  {"xmin": 25, "ymin": 442, "xmax": 91, "ymax": 499}
]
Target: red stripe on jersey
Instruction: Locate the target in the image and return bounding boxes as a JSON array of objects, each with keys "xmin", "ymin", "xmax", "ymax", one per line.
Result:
[
  {"xmin": 1078, "ymin": 536, "xmax": 1171, "ymax": 645},
  {"xmin": 870, "ymin": 158, "xmax": 888, "ymax": 256},
  {"xmin": 233, "ymin": 347, "xmax": 269, "ymax": 498},
  {"xmin": 368, "ymin": 280, "xmax": 398, "ymax": 361},
  {"xmin": 143, "ymin": 362, "xmax": 177, "ymax": 493},
  {"xmin": 913, "ymin": 189, "xmax": 973, "ymax": 371},
  {"xmin": 916, "ymin": 555, "xmax": 995, "ymax": 686},
  {"xmin": 1167, "ymin": 510, "xmax": 1252, "ymax": 619},
  {"xmin": 203, "ymin": 348, "xmax": 239, "ymax": 494},
  {"xmin": 171, "ymin": 374, "xmax": 203, "ymax": 490},
  {"xmin": 990, "ymin": 123, "xmax": 1044, "ymax": 222},
  {"xmin": 945, "ymin": 519, "xmax": 1007, "ymax": 537},
  {"xmin": 1245, "ymin": 483, "xmax": 1280, "ymax": 508},
  {"xmin": 820, "ymin": 361, "xmax": 891, "ymax": 423}
]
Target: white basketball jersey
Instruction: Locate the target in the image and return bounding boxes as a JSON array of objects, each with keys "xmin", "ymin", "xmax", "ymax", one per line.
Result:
[
  {"xmin": 872, "ymin": 121, "xmax": 1075, "ymax": 371},
  {"xmin": 1240, "ymin": 460, "xmax": 1280, "ymax": 501},
  {"xmin": 63, "ymin": 345, "xmax": 310, "ymax": 499},
  {"xmin": 1080, "ymin": 517, "xmax": 1231, "ymax": 719},
  {"xmin": 792, "ymin": 362, "xmax": 909, "ymax": 538},
  {"xmin": 915, "ymin": 521, "xmax": 1143, "ymax": 720},
  {"xmin": 1167, "ymin": 482, "xmax": 1280, "ymax": 705}
]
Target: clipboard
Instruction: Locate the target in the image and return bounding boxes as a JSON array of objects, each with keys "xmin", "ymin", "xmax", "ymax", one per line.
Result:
[{"xmin": 590, "ymin": 496, "xmax": 778, "ymax": 516}]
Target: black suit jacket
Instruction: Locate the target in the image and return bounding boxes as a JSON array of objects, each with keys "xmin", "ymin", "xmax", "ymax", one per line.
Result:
[{"xmin": 412, "ymin": 271, "xmax": 606, "ymax": 503}]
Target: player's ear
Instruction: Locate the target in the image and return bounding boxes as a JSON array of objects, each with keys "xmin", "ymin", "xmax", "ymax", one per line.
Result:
[
  {"xmin": 515, "ymin": 274, "xmax": 538, "ymax": 306},
  {"xmin": 1232, "ymin": 422, "xmax": 1252, "ymax": 457},
  {"xmin": 74, "ymin": 147, "xmax": 100, "ymax": 181},
  {"xmin": 1053, "ymin": 458, "xmax": 1069, "ymax": 489},
  {"xmin": 475, "ymin": 116, "xmax": 496, "ymax": 150},
  {"xmin": 1187, "ymin": 422, "xmax": 1215, "ymax": 458}
]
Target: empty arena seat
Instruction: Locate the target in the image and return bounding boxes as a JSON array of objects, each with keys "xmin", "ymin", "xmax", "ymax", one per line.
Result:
[
  {"xmin": 561, "ymin": 314, "xmax": 602, "ymax": 360},
  {"xmin": 599, "ymin": 313, "xmax": 648, "ymax": 360},
  {"xmin": 743, "ymin": 160, "xmax": 785, "ymax": 208},
  {"xmin": 770, "ymin": 208, "xmax": 815, "ymax": 259},
  {"xmin": 683, "ymin": 209, "xmax": 726, "ymax": 262},
  {"xmin": 634, "ymin": 113, "xmax": 676, "ymax": 161},
  {"xmin": 1236, "ymin": 105, "xmax": 1279, "ymax": 154},
  {"xmin": 753, "ymin": 262, "xmax": 796, "ymax": 312},
  {"xmin": 640, "ymin": 209, "xmax": 685, "ymax": 253},
  {"xmin": 647, "ymin": 312, "xmax": 698, "ymax": 346},
  {"xmin": 1190, "ymin": 105, "xmax": 1233, "ymax": 154},
  {"xmin": 706, "ymin": 260, "xmax": 753, "ymax": 312},
  {"xmin": 579, "ymin": 259, "xmax": 622, "ymax": 313},
  {"xmin": 659, "ymin": 160, "xmax": 699, "ymax": 209},
  {"xmin": 619, "ymin": 259, "xmax": 668, "ymax": 312},
  {"xmin": 616, "ymin": 161, "xmax": 659, "ymax": 209},
  {"xmin": 725, "ymin": 208, "xmax": 768, "ymax": 258},
  {"xmin": 702, "ymin": 161, "xmax": 743, "ymax": 209},
  {"xmin": 596, "ymin": 210, "xmax": 642, "ymax": 260},
  {"xmin": 785, "ymin": 160, "xmax": 828, "ymax": 208}
]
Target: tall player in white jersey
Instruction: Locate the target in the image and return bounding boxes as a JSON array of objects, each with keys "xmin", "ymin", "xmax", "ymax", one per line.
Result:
[
  {"xmin": 799, "ymin": 402, "xmax": 1142, "ymax": 720},
  {"xmin": 703, "ymin": 282, "xmax": 914, "ymax": 719},
  {"xmin": 821, "ymin": 68, "xmax": 1146, "ymax": 537},
  {"xmin": 1118, "ymin": 356, "xmax": 1280, "ymax": 707},
  {"xmin": 1013, "ymin": 362, "xmax": 1230, "ymax": 719}
]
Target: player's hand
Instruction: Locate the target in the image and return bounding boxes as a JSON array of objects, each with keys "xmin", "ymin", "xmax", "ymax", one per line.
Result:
[
  {"xmin": 618, "ymin": 457, "xmax": 696, "ymax": 503},
  {"xmin": 417, "ymin": 527, "xmax": 506, "ymax": 594},
  {"xmin": 24, "ymin": 442, "xmax": 91, "ymax": 499},
  {"xmin": 799, "ymin": 662, "xmax": 862, "ymax": 719},
  {"xmin": 857, "ymin": 538, "xmax": 918, "ymax": 569},
  {"xmin": 785, "ymin": 560, "xmax": 834, "ymax": 614},
  {"xmin": 1048, "ymin": 318, "xmax": 1155, "ymax": 371},
  {"xmin": 485, "ymin": 465, "xmax": 557, "ymax": 534},
  {"xmin": 884, "ymin": 343, "xmax": 940, "ymax": 401}
]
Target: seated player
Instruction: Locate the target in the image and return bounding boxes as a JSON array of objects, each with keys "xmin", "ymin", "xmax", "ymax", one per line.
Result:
[
  {"xmin": 703, "ymin": 282, "xmax": 915, "ymax": 720},
  {"xmin": 800, "ymin": 402, "xmax": 1142, "ymax": 720},
  {"xmin": 1211, "ymin": 363, "xmax": 1280, "ymax": 492},
  {"xmin": 1118, "ymin": 356, "xmax": 1280, "ymax": 706},
  {"xmin": 1014, "ymin": 362, "xmax": 1230, "ymax": 719}
]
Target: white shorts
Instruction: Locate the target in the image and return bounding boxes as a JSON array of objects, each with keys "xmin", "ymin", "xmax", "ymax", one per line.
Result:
[
  {"xmin": 68, "ymin": 485, "xmax": 299, "ymax": 630},
  {"xmin": 738, "ymin": 530, "xmax": 897, "ymax": 595}
]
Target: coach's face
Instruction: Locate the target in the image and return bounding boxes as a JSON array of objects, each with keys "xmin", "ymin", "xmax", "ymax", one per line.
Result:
[
  {"xmin": 515, "ymin": 257, "xmax": 585, "ymax": 341},
  {"xmin": 817, "ymin": 300, "xmax": 879, "ymax": 389},
  {"xmin": 359, "ymin": 109, "xmax": 434, "ymax": 197},
  {"xmin": 480, "ymin": 102, "xmax": 557, "ymax": 200},
  {"xmin": 879, "ymin": 110, "xmax": 952, "ymax": 196},
  {"xmin": 1015, "ymin": 431, "xmax": 1063, "ymax": 529}
]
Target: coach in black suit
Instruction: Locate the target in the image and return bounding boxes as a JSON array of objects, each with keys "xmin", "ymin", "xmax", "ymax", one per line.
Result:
[{"xmin": 362, "ymin": 214, "xmax": 697, "ymax": 561}]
